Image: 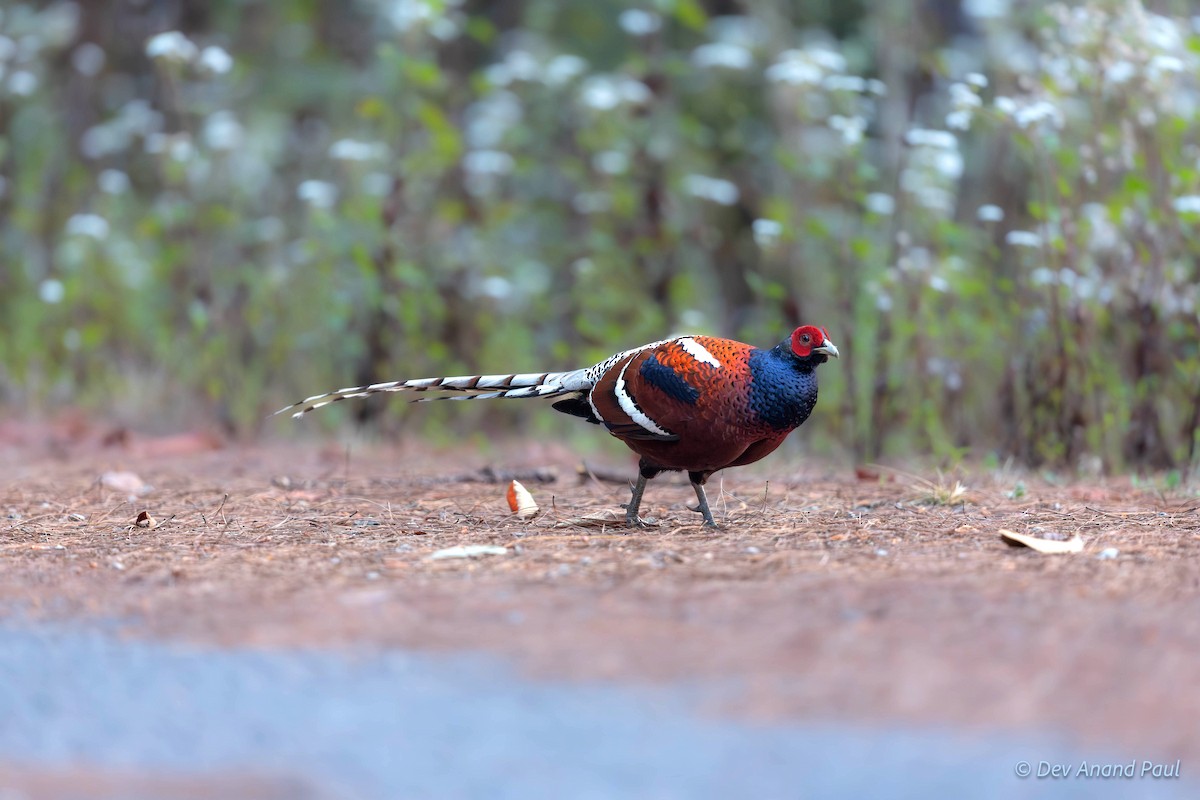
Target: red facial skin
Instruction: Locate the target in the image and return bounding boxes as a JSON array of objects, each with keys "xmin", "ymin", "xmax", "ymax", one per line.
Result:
[{"xmin": 790, "ymin": 325, "xmax": 831, "ymax": 358}]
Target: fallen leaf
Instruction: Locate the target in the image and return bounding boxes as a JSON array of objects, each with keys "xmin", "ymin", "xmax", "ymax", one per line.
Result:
[
  {"xmin": 427, "ymin": 544, "xmax": 509, "ymax": 561},
  {"xmin": 999, "ymin": 528, "xmax": 1084, "ymax": 554},
  {"xmin": 506, "ymin": 479, "xmax": 539, "ymax": 520},
  {"xmin": 554, "ymin": 509, "xmax": 657, "ymax": 528}
]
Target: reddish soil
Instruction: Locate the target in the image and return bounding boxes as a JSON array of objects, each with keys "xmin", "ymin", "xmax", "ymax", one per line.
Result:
[{"xmin": 3, "ymin": 426, "xmax": 1199, "ymax": 765}]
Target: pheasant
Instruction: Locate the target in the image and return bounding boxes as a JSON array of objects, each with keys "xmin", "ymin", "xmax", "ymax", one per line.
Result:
[{"xmin": 277, "ymin": 326, "xmax": 838, "ymax": 527}]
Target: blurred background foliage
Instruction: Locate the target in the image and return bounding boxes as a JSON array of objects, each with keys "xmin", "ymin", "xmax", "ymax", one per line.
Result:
[{"xmin": 1, "ymin": 0, "xmax": 1199, "ymax": 473}]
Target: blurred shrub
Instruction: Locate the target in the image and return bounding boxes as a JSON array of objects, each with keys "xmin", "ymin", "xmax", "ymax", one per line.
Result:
[{"xmin": 0, "ymin": 0, "xmax": 1197, "ymax": 473}]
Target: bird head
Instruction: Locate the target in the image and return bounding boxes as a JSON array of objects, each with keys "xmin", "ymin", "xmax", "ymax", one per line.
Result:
[{"xmin": 790, "ymin": 325, "xmax": 839, "ymax": 362}]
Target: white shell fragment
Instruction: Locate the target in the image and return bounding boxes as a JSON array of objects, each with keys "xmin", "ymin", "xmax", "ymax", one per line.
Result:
[
  {"xmin": 999, "ymin": 528, "xmax": 1084, "ymax": 554},
  {"xmin": 506, "ymin": 480, "xmax": 540, "ymax": 520},
  {"xmin": 428, "ymin": 545, "xmax": 509, "ymax": 561}
]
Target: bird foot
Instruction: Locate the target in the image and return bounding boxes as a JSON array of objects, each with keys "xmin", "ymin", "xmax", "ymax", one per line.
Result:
[
  {"xmin": 686, "ymin": 504, "xmax": 719, "ymax": 529},
  {"xmin": 621, "ymin": 503, "xmax": 657, "ymax": 528}
]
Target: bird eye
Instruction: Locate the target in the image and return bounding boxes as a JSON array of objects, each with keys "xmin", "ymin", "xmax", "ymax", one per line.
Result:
[{"xmin": 800, "ymin": 334, "xmax": 810, "ymax": 343}]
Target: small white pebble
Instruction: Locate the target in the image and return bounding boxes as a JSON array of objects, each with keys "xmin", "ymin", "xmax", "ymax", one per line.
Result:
[
  {"xmin": 875, "ymin": 548, "xmax": 889, "ymax": 557},
  {"xmin": 744, "ymin": 546, "xmax": 761, "ymax": 555},
  {"xmin": 1097, "ymin": 548, "xmax": 1119, "ymax": 560}
]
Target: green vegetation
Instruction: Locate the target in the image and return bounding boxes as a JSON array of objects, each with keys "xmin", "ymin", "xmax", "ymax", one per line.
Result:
[{"xmin": 0, "ymin": 0, "xmax": 1197, "ymax": 472}]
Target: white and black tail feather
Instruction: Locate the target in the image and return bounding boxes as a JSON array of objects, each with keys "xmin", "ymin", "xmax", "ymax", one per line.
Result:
[
  {"xmin": 275, "ymin": 369, "xmax": 594, "ymax": 419},
  {"xmin": 277, "ymin": 338, "xmax": 681, "ymax": 442}
]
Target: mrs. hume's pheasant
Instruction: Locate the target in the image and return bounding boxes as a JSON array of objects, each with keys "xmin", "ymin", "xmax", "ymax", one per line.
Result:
[{"xmin": 278, "ymin": 326, "xmax": 838, "ymax": 527}]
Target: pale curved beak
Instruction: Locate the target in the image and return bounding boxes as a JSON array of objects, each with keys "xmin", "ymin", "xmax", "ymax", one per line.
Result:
[{"xmin": 813, "ymin": 339, "xmax": 840, "ymax": 358}]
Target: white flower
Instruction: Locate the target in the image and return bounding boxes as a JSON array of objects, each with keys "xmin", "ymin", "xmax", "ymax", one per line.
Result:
[
  {"xmin": 429, "ymin": 17, "xmax": 460, "ymax": 41},
  {"xmin": 949, "ymin": 82, "xmax": 981, "ymax": 108},
  {"xmin": 580, "ymin": 77, "xmax": 619, "ymax": 110},
  {"xmin": 934, "ymin": 150, "xmax": 963, "ymax": 179},
  {"xmin": 8, "ymin": 71, "xmax": 37, "ymax": 96},
  {"xmin": 683, "ymin": 174, "xmax": 739, "ymax": 206},
  {"xmin": 579, "ymin": 76, "xmax": 650, "ymax": 110},
  {"xmin": 387, "ymin": 0, "xmax": 434, "ymax": 33},
  {"xmin": 906, "ymin": 128, "xmax": 957, "ymax": 149},
  {"xmin": 618, "ymin": 9, "xmax": 661, "ymax": 36},
  {"xmin": 965, "ymin": 72, "xmax": 988, "ymax": 88},
  {"xmin": 945, "ymin": 110, "xmax": 971, "ymax": 131},
  {"xmin": 1012, "ymin": 100, "xmax": 1061, "ymax": 129},
  {"xmin": 545, "ymin": 54, "xmax": 587, "ymax": 86},
  {"xmin": 929, "ymin": 275, "xmax": 950, "ymax": 293},
  {"xmin": 752, "ymin": 218, "xmax": 782, "ymax": 248},
  {"xmin": 1030, "ymin": 267, "xmax": 1055, "ymax": 285},
  {"xmin": 330, "ymin": 139, "xmax": 387, "ymax": 161},
  {"xmin": 1006, "ymin": 230, "xmax": 1041, "ymax": 248},
  {"xmin": 1173, "ymin": 195, "xmax": 1200, "ymax": 214},
  {"xmin": 485, "ymin": 50, "xmax": 539, "ymax": 87},
  {"xmin": 463, "ymin": 149, "xmax": 514, "ymax": 176},
  {"xmin": 146, "ymin": 132, "xmax": 194, "ymax": 161},
  {"xmin": 865, "ymin": 193, "xmax": 895, "ymax": 215},
  {"xmin": 145, "ymin": 31, "xmax": 197, "ymax": 63},
  {"xmin": 297, "ymin": 179, "xmax": 338, "ymax": 209},
  {"xmin": 829, "ymin": 114, "xmax": 866, "ymax": 145},
  {"xmin": 1148, "ymin": 55, "xmax": 1184, "ymax": 75},
  {"xmin": 692, "ymin": 42, "xmax": 753, "ymax": 70},
  {"xmin": 72, "ymin": 43, "xmax": 106, "ymax": 77},
  {"xmin": 807, "ymin": 46, "xmax": 846, "ymax": 72},
  {"xmin": 479, "ymin": 276, "xmax": 513, "ymax": 300},
  {"xmin": 593, "ymin": 150, "xmax": 628, "ymax": 175},
  {"xmin": 963, "ymin": 0, "xmax": 1009, "ymax": 18},
  {"xmin": 98, "ymin": 169, "xmax": 130, "ymax": 194},
  {"xmin": 362, "ymin": 172, "xmax": 393, "ymax": 196},
  {"xmin": 65, "ymin": 213, "xmax": 110, "ymax": 240},
  {"xmin": 202, "ymin": 111, "xmax": 242, "ymax": 151},
  {"xmin": 823, "ymin": 75, "xmax": 866, "ymax": 93},
  {"xmin": 977, "ymin": 204, "xmax": 1004, "ymax": 222},
  {"xmin": 197, "ymin": 45, "xmax": 233, "ymax": 75},
  {"xmin": 572, "ymin": 192, "xmax": 610, "ymax": 214},
  {"xmin": 708, "ymin": 16, "xmax": 769, "ymax": 48},
  {"xmin": 465, "ymin": 91, "xmax": 521, "ymax": 148},
  {"xmin": 39, "ymin": 279, "xmax": 65, "ymax": 305},
  {"xmin": 764, "ymin": 50, "xmax": 823, "ymax": 85},
  {"xmin": 994, "ymin": 96, "xmax": 1017, "ymax": 115},
  {"xmin": 503, "ymin": 50, "xmax": 539, "ymax": 83},
  {"xmin": 1104, "ymin": 60, "xmax": 1136, "ymax": 86}
]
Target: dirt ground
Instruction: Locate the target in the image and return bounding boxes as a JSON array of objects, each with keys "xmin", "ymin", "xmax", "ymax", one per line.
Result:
[{"xmin": 3, "ymin": 421, "xmax": 1200, "ymax": 768}]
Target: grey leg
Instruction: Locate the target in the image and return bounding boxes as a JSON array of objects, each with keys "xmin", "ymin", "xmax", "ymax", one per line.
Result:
[
  {"xmin": 622, "ymin": 472, "xmax": 649, "ymax": 526},
  {"xmin": 688, "ymin": 471, "xmax": 717, "ymax": 527}
]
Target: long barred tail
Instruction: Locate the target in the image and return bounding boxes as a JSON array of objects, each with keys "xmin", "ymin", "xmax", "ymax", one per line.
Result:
[{"xmin": 275, "ymin": 369, "xmax": 590, "ymax": 419}]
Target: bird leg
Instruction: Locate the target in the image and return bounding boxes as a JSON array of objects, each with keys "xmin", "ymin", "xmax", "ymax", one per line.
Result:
[
  {"xmin": 622, "ymin": 462, "xmax": 662, "ymax": 527},
  {"xmin": 622, "ymin": 472, "xmax": 650, "ymax": 526},
  {"xmin": 688, "ymin": 472, "xmax": 718, "ymax": 528}
]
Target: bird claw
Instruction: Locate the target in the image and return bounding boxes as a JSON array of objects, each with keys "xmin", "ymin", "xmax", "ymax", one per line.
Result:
[
  {"xmin": 621, "ymin": 503, "xmax": 654, "ymax": 528},
  {"xmin": 627, "ymin": 516, "xmax": 655, "ymax": 528},
  {"xmin": 686, "ymin": 504, "xmax": 719, "ymax": 529}
]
